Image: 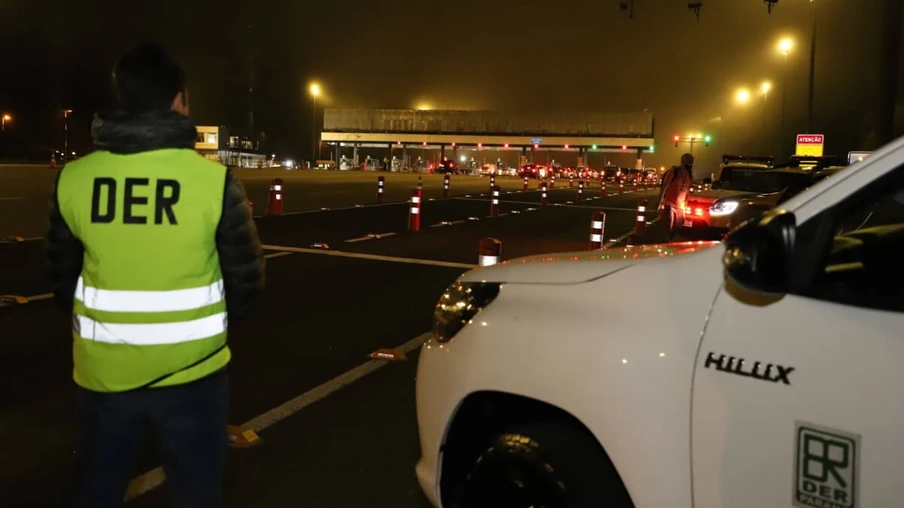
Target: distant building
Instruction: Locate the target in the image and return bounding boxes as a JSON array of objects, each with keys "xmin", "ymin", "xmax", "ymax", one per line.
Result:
[{"xmin": 195, "ymin": 126, "xmax": 267, "ymax": 168}]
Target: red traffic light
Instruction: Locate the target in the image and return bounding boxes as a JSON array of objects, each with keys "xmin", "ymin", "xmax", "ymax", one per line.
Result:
[
  {"xmin": 504, "ymin": 143, "xmax": 509, "ymax": 148},
  {"xmin": 622, "ymin": 145, "xmax": 627, "ymax": 150},
  {"xmin": 451, "ymin": 142, "xmax": 456, "ymax": 147},
  {"xmin": 478, "ymin": 143, "xmax": 483, "ymax": 148},
  {"xmin": 564, "ymin": 144, "xmax": 569, "ymax": 149}
]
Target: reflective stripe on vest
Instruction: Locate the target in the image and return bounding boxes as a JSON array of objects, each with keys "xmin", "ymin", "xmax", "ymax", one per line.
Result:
[
  {"xmin": 75, "ymin": 276, "xmax": 224, "ymax": 312},
  {"xmin": 75, "ymin": 312, "xmax": 227, "ymax": 345}
]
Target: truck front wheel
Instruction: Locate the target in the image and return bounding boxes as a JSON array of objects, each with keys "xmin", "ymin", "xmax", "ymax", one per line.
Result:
[{"xmin": 454, "ymin": 421, "xmax": 633, "ymax": 508}]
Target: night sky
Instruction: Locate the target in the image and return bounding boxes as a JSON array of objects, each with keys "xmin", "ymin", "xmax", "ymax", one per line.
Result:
[{"xmin": 0, "ymin": 0, "xmax": 901, "ymax": 170}]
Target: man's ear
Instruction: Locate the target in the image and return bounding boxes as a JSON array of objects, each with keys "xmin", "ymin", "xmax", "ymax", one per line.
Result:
[{"xmin": 171, "ymin": 91, "xmax": 189, "ymax": 116}]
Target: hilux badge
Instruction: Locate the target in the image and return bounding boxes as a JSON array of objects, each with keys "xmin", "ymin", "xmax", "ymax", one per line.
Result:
[{"xmin": 703, "ymin": 352, "xmax": 795, "ymax": 385}]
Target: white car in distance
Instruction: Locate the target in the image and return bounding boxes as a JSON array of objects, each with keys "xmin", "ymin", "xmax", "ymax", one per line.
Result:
[{"xmin": 415, "ymin": 136, "xmax": 904, "ymax": 507}]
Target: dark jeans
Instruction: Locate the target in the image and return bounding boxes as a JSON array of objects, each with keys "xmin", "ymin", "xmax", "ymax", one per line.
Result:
[{"xmin": 72, "ymin": 369, "xmax": 228, "ymax": 508}]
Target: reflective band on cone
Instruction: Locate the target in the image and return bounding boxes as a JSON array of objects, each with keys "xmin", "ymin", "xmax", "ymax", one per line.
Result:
[
  {"xmin": 490, "ymin": 185, "xmax": 500, "ymax": 217},
  {"xmin": 634, "ymin": 198, "xmax": 648, "ymax": 237},
  {"xmin": 540, "ymin": 182, "xmax": 548, "ymax": 207},
  {"xmin": 577, "ymin": 180, "xmax": 584, "ymax": 202},
  {"xmin": 478, "ymin": 238, "xmax": 502, "ymax": 267},
  {"xmin": 377, "ymin": 176, "xmax": 385, "ymax": 204},
  {"xmin": 267, "ymin": 178, "xmax": 284, "ymax": 215},
  {"xmin": 590, "ymin": 210, "xmax": 606, "ymax": 250},
  {"xmin": 408, "ymin": 188, "xmax": 422, "ymax": 231},
  {"xmin": 523, "ymin": 177, "xmax": 529, "ymax": 191},
  {"xmin": 443, "ymin": 175, "xmax": 450, "ymax": 198},
  {"xmin": 619, "ymin": 183, "xmax": 624, "ymax": 195}
]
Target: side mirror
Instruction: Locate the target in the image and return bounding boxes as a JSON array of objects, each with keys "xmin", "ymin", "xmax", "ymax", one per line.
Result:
[{"xmin": 722, "ymin": 209, "xmax": 796, "ymax": 294}]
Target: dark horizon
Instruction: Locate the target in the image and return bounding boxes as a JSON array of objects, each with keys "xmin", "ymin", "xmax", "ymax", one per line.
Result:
[{"xmin": 1, "ymin": 0, "xmax": 902, "ymax": 170}]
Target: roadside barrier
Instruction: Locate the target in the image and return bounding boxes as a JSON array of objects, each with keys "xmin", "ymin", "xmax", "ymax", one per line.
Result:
[
  {"xmin": 443, "ymin": 174, "xmax": 450, "ymax": 198},
  {"xmin": 490, "ymin": 185, "xmax": 500, "ymax": 217},
  {"xmin": 590, "ymin": 211, "xmax": 606, "ymax": 250},
  {"xmin": 377, "ymin": 176, "xmax": 385, "ymax": 204},
  {"xmin": 417, "ymin": 176, "xmax": 423, "ymax": 191},
  {"xmin": 489, "ymin": 174, "xmax": 496, "ymax": 191},
  {"xmin": 601, "ymin": 180, "xmax": 607, "ymax": 194},
  {"xmin": 577, "ymin": 180, "xmax": 584, "ymax": 202},
  {"xmin": 408, "ymin": 189, "xmax": 422, "ymax": 231},
  {"xmin": 523, "ymin": 176, "xmax": 529, "ymax": 191},
  {"xmin": 635, "ymin": 198, "xmax": 648, "ymax": 236},
  {"xmin": 267, "ymin": 178, "xmax": 283, "ymax": 215},
  {"xmin": 540, "ymin": 181, "xmax": 548, "ymax": 207},
  {"xmin": 570, "ymin": 176, "xmax": 575, "ymax": 188},
  {"xmin": 550, "ymin": 175, "xmax": 556, "ymax": 188},
  {"xmin": 478, "ymin": 238, "xmax": 502, "ymax": 266}
]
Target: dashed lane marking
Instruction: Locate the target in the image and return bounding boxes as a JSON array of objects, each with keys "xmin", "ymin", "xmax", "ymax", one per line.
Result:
[
  {"xmin": 124, "ymin": 331, "xmax": 431, "ymax": 501},
  {"xmin": 0, "ymin": 252, "xmax": 296, "ymax": 308},
  {"xmin": 344, "ymin": 232, "xmax": 398, "ymax": 243},
  {"xmin": 261, "ymin": 244, "xmax": 475, "ymax": 270}
]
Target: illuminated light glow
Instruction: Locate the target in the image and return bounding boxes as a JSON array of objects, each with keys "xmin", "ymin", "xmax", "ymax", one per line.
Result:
[
  {"xmin": 534, "ymin": 144, "xmax": 539, "ymax": 149},
  {"xmin": 622, "ymin": 145, "xmax": 627, "ymax": 150},
  {"xmin": 451, "ymin": 142, "xmax": 455, "ymax": 147},
  {"xmin": 564, "ymin": 144, "xmax": 569, "ymax": 149},
  {"xmin": 621, "ymin": 359, "xmax": 628, "ymax": 364},
  {"xmin": 309, "ymin": 83, "xmax": 321, "ymax": 97},
  {"xmin": 736, "ymin": 88, "xmax": 751, "ymax": 103},
  {"xmin": 710, "ymin": 201, "xmax": 739, "ymax": 216},
  {"xmin": 761, "ymin": 81, "xmax": 772, "ymax": 94},
  {"xmin": 478, "ymin": 143, "xmax": 482, "ymax": 148},
  {"xmin": 778, "ymin": 37, "xmax": 794, "ymax": 55},
  {"xmin": 704, "ymin": 135, "xmax": 712, "ymax": 143},
  {"xmin": 504, "ymin": 143, "xmax": 509, "ymax": 148},
  {"xmin": 423, "ymin": 142, "xmax": 427, "ymax": 146},
  {"xmin": 591, "ymin": 144, "xmax": 597, "ymax": 149}
]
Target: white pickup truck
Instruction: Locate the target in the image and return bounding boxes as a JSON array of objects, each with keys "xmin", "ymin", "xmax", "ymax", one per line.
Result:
[{"xmin": 415, "ymin": 135, "xmax": 904, "ymax": 507}]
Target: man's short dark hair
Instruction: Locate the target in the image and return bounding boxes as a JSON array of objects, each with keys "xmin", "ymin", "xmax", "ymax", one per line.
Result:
[{"xmin": 113, "ymin": 43, "xmax": 186, "ymax": 114}]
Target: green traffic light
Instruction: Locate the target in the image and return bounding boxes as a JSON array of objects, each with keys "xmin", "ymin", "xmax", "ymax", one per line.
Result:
[
  {"xmin": 591, "ymin": 145, "xmax": 598, "ymax": 150},
  {"xmin": 649, "ymin": 145, "xmax": 655, "ymax": 152},
  {"xmin": 704, "ymin": 135, "xmax": 712, "ymax": 142}
]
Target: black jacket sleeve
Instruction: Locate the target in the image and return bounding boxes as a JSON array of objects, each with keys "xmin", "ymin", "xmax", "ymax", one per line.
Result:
[
  {"xmin": 46, "ymin": 169, "xmax": 84, "ymax": 310},
  {"xmin": 216, "ymin": 169, "xmax": 265, "ymax": 320}
]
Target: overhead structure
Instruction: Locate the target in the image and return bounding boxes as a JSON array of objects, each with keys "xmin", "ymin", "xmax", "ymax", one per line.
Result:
[{"xmin": 321, "ymin": 109, "xmax": 654, "ymax": 152}]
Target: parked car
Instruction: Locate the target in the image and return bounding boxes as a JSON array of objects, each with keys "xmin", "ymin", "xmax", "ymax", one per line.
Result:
[
  {"xmin": 415, "ymin": 135, "xmax": 904, "ymax": 508},
  {"xmin": 683, "ymin": 164, "xmax": 848, "ymax": 239}
]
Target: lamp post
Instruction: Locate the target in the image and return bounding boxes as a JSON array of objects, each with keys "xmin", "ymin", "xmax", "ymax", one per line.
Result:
[
  {"xmin": 777, "ymin": 38, "xmax": 794, "ymax": 157},
  {"xmin": 1, "ymin": 114, "xmax": 11, "ymax": 131},
  {"xmin": 760, "ymin": 81, "xmax": 772, "ymax": 149},
  {"xmin": 807, "ymin": 0, "xmax": 817, "ymax": 133},
  {"xmin": 309, "ymin": 83, "xmax": 321, "ymax": 164},
  {"xmin": 63, "ymin": 109, "xmax": 73, "ymax": 153}
]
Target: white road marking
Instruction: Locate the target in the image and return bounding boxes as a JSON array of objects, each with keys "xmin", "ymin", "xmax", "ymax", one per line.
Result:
[
  {"xmin": 0, "ymin": 252, "xmax": 294, "ymax": 308},
  {"xmin": 124, "ymin": 331, "xmax": 431, "ymax": 501},
  {"xmin": 261, "ymin": 244, "xmax": 475, "ymax": 269},
  {"xmin": 344, "ymin": 236, "xmax": 373, "ymax": 243},
  {"xmin": 0, "ymin": 197, "xmax": 28, "ymax": 201}
]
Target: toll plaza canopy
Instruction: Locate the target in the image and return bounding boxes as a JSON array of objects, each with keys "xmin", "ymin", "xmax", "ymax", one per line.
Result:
[{"xmin": 321, "ymin": 109, "xmax": 655, "ymax": 152}]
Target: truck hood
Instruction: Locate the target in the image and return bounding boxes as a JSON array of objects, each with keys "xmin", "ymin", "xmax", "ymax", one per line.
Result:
[{"xmin": 460, "ymin": 241, "xmax": 722, "ymax": 284}]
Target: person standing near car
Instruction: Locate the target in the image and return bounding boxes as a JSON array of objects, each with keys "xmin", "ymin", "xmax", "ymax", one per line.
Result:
[
  {"xmin": 46, "ymin": 42, "xmax": 264, "ymax": 507},
  {"xmin": 658, "ymin": 153, "xmax": 694, "ymax": 240}
]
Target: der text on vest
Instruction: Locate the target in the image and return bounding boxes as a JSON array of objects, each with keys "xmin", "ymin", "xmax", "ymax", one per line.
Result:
[{"xmin": 91, "ymin": 177, "xmax": 181, "ymax": 225}]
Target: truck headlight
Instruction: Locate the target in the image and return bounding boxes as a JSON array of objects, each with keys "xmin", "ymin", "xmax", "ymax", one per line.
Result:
[
  {"xmin": 433, "ymin": 282, "xmax": 501, "ymax": 343},
  {"xmin": 710, "ymin": 201, "xmax": 739, "ymax": 216}
]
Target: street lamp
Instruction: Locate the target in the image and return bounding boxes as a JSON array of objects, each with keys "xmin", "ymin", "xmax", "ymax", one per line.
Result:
[
  {"xmin": 760, "ymin": 81, "xmax": 772, "ymax": 139},
  {"xmin": 1, "ymin": 113, "xmax": 11, "ymax": 131},
  {"xmin": 777, "ymin": 37, "xmax": 794, "ymax": 157},
  {"xmin": 735, "ymin": 88, "xmax": 751, "ymax": 104},
  {"xmin": 309, "ymin": 83, "xmax": 321, "ymax": 163},
  {"xmin": 63, "ymin": 109, "xmax": 73, "ymax": 152}
]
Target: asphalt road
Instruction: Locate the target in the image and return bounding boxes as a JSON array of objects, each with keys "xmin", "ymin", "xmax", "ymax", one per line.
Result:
[{"xmin": 0, "ymin": 167, "xmax": 665, "ymax": 507}]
